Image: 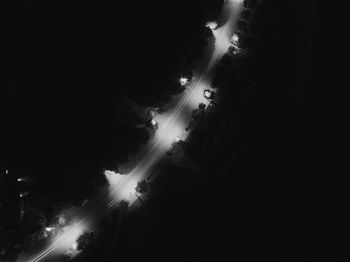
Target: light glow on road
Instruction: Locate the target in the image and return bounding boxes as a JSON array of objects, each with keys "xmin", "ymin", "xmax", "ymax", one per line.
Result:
[
  {"xmin": 185, "ymin": 79, "xmax": 212, "ymax": 108},
  {"xmin": 20, "ymin": 0, "xmax": 245, "ymax": 260},
  {"xmin": 212, "ymin": 25, "xmax": 232, "ymax": 56},
  {"xmin": 19, "ymin": 192, "xmax": 29, "ymax": 198},
  {"xmin": 118, "ymin": 177, "xmax": 139, "ymax": 201},
  {"xmin": 54, "ymin": 222, "xmax": 85, "ymax": 252},
  {"xmin": 104, "ymin": 170, "xmax": 139, "ymax": 203},
  {"xmin": 155, "ymin": 116, "xmax": 185, "ymax": 151},
  {"xmin": 28, "ymin": 218, "xmax": 89, "ymax": 262}
]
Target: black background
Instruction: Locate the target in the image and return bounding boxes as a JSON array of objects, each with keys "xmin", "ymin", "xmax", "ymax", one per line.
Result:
[{"xmin": 1, "ymin": 0, "xmax": 349, "ymax": 261}]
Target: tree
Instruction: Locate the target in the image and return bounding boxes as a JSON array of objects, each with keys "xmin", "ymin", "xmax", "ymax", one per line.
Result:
[
  {"xmin": 135, "ymin": 180, "xmax": 149, "ymax": 195},
  {"xmin": 241, "ymin": 9, "xmax": 252, "ymax": 21},
  {"xmin": 76, "ymin": 232, "xmax": 95, "ymax": 251},
  {"xmin": 198, "ymin": 103, "xmax": 206, "ymax": 111},
  {"xmin": 238, "ymin": 20, "xmax": 249, "ymax": 35}
]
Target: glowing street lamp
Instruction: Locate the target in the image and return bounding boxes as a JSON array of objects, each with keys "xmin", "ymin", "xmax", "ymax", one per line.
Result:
[
  {"xmin": 204, "ymin": 89, "xmax": 216, "ymax": 100},
  {"xmin": 146, "ymin": 118, "xmax": 159, "ymax": 130},
  {"xmin": 72, "ymin": 242, "xmax": 78, "ymax": 250},
  {"xmin": 19, "ymin": 191, "xmax": 29, "ymax": 198},
  {"xmin": 204, "ymin": 90, "xmax": 211, "ymax": 99},
  {"xmin": 206, "ymin": 21, "xmax": 218, "ymax": 30},
  {"xmin": 17, "ymin": 176, "xmax": 34, "ymax": 183},
  {"xmin": 179, "ymin": 77, "xmax": 189, "ymax": 86},
  {"xmin": 45, "ymin": 227, "xmax": 55, "ymax": 232},
  {"xmin": 151, "ymin": 119, "xmax": 158, "ymax": 129},
  {"xmin": 231, "ymin": 33, "xmax": 239, "ymax": 46}
]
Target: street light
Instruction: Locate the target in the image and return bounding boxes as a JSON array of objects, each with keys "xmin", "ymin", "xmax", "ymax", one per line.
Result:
[
  {"xmin": 146, "ymin": 119, "xmax": 158, "ymax": 130},
  {"xmin": 206, "ymin": 21, "xmax": 218, "ymax": 30},
  {"xmin": 72, "ymin": 242, "xmax": 78, "ymax": 250},
  {"xmin": 45, "ymin": 227, "xmax": 55, "ymax": 232},
  {"xmin": 179, "ymin": 77, "xmax": 189, "ymax": 86},
  {"xmin": 204, "ymin": 90, "xmax": 211, "ymax": 99},
  {"xmin": 151, "ymin": 119, "xmax": 158, "ymax": 129},
  {"xmin": 204, "ymin": 89, "xmax": 216, "ymax": 100},
  {"xmin": 17, "ymin": 177, "xmax": 34, "ymax": 183},
  {"xmin": 231, "ymin": 34, "xmax": 239, "ymax": 46},
  {"xmin": 19, "ymin": 191, "xmax": 29, "ymax": 198}
]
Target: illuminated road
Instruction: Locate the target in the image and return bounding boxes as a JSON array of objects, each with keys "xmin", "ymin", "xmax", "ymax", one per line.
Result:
[{"xmin": 18, "ymin": 1, "xmax": 243, "ymax": 261}]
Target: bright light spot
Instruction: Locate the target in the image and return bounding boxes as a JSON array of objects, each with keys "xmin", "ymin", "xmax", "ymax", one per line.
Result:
[
  {"xmin": 5, "ymin": 169, "xmax": 8, "ymax": 175},
  {"xmin": 179, "ymin": 77, "xmax": 189, "ymax": 86},
  {"xmin": 45, "ymin": 227, "xmax": 55, "ymax": 232},
  {"xmin": 19, "ymin": 191, "xmax": 29, "ymax": 198},
  {"xmin": 17, "ymin": 176, "xmax": 31, "ymax": 183},
  {"xmin": 231, "ymin": 34, "xmax": 239, "ymax": 45},
  {"xmin": 206, "ymin": 21, "xmax": 218, "ymax": 30},
  {"xmin": 151, "ymin": 119, "xmax": 157, "ymax": 126},
  {"xmin": 204, "ymin": 90, "xmax": 212, "ymax": 99},
  {"xmin": 72, "ymin": 242, "xmax": 78, "ymax": 250},
  {"xmin": 175, "ymin": 136, "xmax": 181, "ymax": 142}
]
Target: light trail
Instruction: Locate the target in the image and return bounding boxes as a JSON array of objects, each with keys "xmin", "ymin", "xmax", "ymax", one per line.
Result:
[{"xmin": 19, "ymin": 1, "xmax": 244, "ymax": 261}]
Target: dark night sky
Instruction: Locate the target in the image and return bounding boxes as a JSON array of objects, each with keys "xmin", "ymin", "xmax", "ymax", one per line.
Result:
[{"xmin": 1, "ymin": 0, "xmax": 349, "ymax": 261}]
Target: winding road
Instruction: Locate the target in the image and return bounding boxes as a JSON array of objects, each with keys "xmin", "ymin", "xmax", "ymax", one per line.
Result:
[{"xmin": 18, "ymin": 1, "xmax": 244, "ymax": 261}]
